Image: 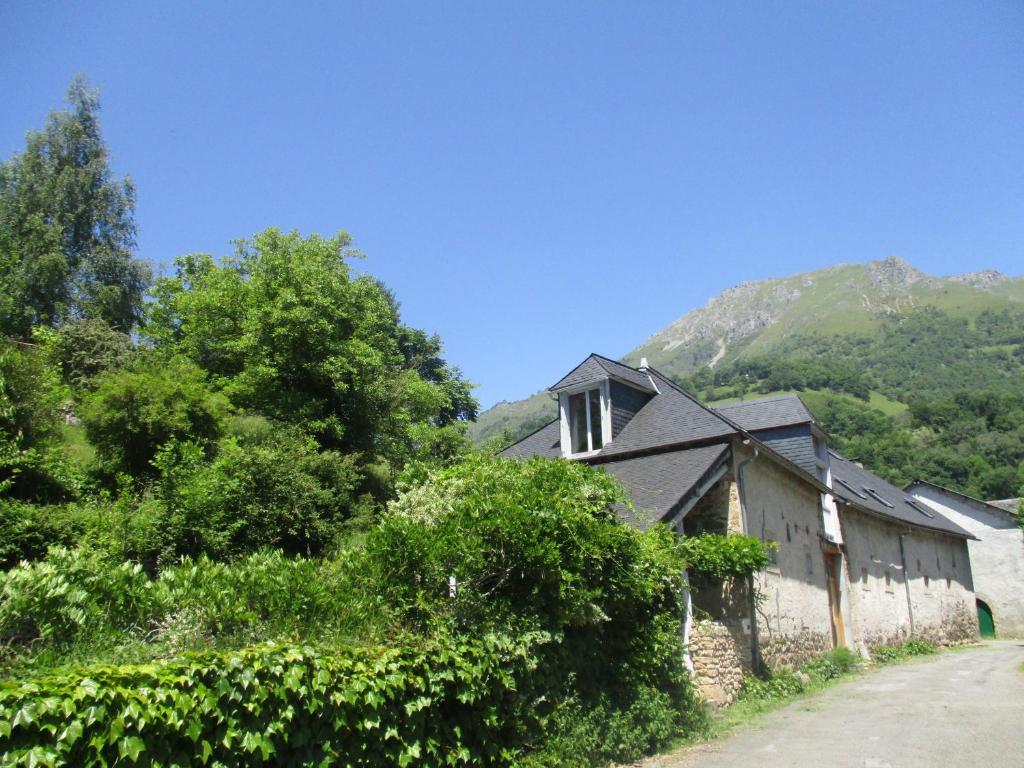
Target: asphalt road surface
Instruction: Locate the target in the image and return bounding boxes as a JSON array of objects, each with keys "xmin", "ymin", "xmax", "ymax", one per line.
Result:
[{"xmin": 643, "ymin": 640, "xmax": 1024, "ymax": 768}]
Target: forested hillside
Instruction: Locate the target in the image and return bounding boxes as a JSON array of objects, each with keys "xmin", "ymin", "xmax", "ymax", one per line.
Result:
[{"xmin": 681, "ymin": 307, "xmax": 1024, "ymax": 499}]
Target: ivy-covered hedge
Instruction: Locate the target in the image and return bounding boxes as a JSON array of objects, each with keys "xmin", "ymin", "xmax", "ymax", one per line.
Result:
[{"xmin": 0, "ymin": 634, "xmax": 550, "ymax": 767}]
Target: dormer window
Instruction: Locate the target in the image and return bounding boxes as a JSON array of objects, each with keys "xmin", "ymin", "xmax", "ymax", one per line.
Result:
[
  {"xmin": 570, "ymin": 388, "xmax": 604, "ymax": 453},
  {"xmin": 558, "ymin": 379, "xmax": 611, "ymax": 457}
]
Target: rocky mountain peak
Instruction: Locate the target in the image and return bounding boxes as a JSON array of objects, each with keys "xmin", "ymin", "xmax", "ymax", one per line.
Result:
[{"xmin": 867, "ymin": 256, "xmax": 934, "ymax": 292}]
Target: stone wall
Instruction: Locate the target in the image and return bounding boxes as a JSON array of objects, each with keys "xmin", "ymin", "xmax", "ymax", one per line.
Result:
[
  {"xmin": 839, "ymin": 506, "xmax": 979, "ymax": 654},
  {"xmin": 736, "ymin": 443, "xmax": 837, "ymax": 668},
  {"xmin": 688, "ymin": 619, "xmax": 751, "ymax": 705},
  {"xmin": 759, "ymin": 627, "xmax": 834, "ymax": 669}
]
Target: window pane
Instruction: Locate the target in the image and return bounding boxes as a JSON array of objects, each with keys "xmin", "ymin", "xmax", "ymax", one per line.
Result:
[
  {"xmin": 589, "ymin": 389, "xmax": 603, "ymax": 450},
  {"xmin": 570, "ymin": 393, "xmax": 588, "ymax": 453}
]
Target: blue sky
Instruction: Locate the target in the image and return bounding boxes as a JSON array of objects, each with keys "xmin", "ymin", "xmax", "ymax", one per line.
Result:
[{"xmin": 3, "ymin": 2, "xmax": 1022, "ymax": 408}]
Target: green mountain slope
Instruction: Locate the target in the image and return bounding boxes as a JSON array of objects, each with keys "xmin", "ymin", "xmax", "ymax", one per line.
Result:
[
  {"xmin": 624, "ymin": 257, "xmax": 1024, "ymax": 379},
  {"xmin": 472, "ymin": 257, "xmax": 1024, "ymax": 500}
]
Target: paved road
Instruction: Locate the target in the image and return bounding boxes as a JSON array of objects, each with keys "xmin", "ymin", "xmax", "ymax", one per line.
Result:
[{"xmin": 643, "ymin": 641, "xmax": 1024, "ymax": 768}]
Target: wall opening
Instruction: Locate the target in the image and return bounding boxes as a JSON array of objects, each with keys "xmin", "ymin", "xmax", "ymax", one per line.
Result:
[{"xmin": 977, "ymin": 598, "xmax": 996, "ymax": 639}]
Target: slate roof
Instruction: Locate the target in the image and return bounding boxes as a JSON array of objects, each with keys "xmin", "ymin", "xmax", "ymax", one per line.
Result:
[
  {"xmin": 828, "ymin": 451, "xmax": 975, "ymax": 539},
  {"xmin": 601, "ymin": 443, "xmax": 730, "ymax": 531},
  {"xmin": 550, "ymin": 353, "xmax": 657, "ymax": 394},
  {"xmin": 499, "ymin": 418, "xmax": 561, "ymax": 459},
  {"xmin": 903, "ymin": 479, "xmax": 1020, "ymax": 521},
  {"xmin": 713, "ymin": 395, "xmax": 816, "ymax": 432},
  {"xmin": 593, "ymin": 370, "xmax": 737, "ymax": 459}
]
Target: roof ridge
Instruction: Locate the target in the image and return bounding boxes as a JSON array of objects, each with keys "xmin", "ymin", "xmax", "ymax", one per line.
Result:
[
  {"xmin": 714, "ymin": 393, "xmax": 804, "ymax": 406},
  {"xmin": 644, "ymin": 366, "xmax": 747, "ymax": 434}
]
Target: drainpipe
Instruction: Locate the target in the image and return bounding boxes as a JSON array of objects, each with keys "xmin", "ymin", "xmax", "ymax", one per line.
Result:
[
  {"xmin": 736, "ymin": 441, "xmax": 762, "ymax": 674},
  {"xmin": 681, "ymin": 585, "xmax": 695, "ymax": 673},
  {"xmin": 898, "ymin": 531, "xmax": 916, "ymax": 637}
]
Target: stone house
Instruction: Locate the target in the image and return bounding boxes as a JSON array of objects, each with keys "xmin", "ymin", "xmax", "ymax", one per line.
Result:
[
  {"xmin": 500, "ymin": 355, "xmax": 979, "ymax": 703},
  {"xmin": 717, "ymin": 397, "xmax": 979, "ymax": 655},
  {"xmin": 904, "ymin": 481, "xmax": 1024, "ymax": 638},
  {"xmin": 500, "ymin": 356, "xmax": 842, "ymax": 701}
]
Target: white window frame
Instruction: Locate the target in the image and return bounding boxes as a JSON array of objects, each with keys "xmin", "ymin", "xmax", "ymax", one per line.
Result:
[{"xmin": 559, "ymin": 380, "xmax": 611, "ymax": 458}]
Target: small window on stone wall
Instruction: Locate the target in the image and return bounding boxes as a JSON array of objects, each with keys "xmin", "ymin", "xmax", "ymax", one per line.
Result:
[
  {"xmin": 924, "ymin": 574, "xmax": 930, "ymax": 590},
  {"xmin": 946, "ymin": 577, "xmax": 952, "ymax": 590},
  {"xmin": 916, "ymin": 559, "xmax": 921, "ymax": 572},
  {"xmin": 952, "ymin": 553, "xmax": 957, "ymax": 569},
  {"xmin": 861, "ymin": 567, "xmax": 869, "ymax": 589},
  {"xmin": 805, "ymin": 550, "xmax": 814, "ymax": 578},
  {"xmin": 884, "ymin": 569, "xmax": 892, "ymax": 588}
]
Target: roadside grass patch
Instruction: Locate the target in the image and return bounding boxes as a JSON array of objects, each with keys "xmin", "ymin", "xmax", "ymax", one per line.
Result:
[{"xmin": 871, "ymin": 639, "xmax": 936, "ymax": 664}]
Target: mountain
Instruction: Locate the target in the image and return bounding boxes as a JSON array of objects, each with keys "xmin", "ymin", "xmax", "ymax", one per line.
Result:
[
  {"xmin": 623, "ymin": 257, "xmax": 1024, "ymax": 379},
  {"xmin": 471, "ymin": 257, "xmax": 1024, "ymax": 499}
]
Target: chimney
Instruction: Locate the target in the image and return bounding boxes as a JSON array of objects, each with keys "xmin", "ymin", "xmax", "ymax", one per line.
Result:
[{"xmin": 639, "ymin": 357, "xmax": 649, "ymax": 370}]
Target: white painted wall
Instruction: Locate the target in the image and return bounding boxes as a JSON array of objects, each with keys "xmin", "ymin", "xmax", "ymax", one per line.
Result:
[
  {"xmin": 838, "ymin": 506, "xmax": 977, "ymax": 652},
  {"xmin": 909, "ymin": 486, "xmax": 1024, "ymax": 637}
]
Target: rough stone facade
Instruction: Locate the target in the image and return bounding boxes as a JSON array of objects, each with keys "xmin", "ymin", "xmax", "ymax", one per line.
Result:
[
  {"xmin": 737, "ymin": 442, "xmax": 836, "ymax": 668},
  {"xmin": 838, "ymin": 506, "xmax": 978, "ymax": 654},
  {"xmin": 688, "ymin": 619, "xmax": 751, "ymax": 705}
]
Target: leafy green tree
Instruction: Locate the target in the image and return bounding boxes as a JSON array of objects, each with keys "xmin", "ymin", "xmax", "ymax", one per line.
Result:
[
  {"xmin": 51, "ymin": 318, "xmax": 134, "ymax": 391},
  {"xmin": 147, "ymin": 228, "xmax": 477, "ymax": 476},
  {"xmin": 0, "ymin": 339, "xmax": 80, "ymax": 501},
  {"xmin": 150, "ymin": 419, "xmax": 361, "ymax": 561},
  {"xmin": 80, "ymin": 355, "xmax": 229, "ymax": 478},
  {"xmin": 0, "ymin": 77, "xmax": 149, "ymax": 338}
]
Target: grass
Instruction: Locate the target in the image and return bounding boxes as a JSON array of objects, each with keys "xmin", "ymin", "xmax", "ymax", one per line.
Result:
[
  {"xmin": 60, "ymin": 422, "xmax": 95, "ymax": 464},
  {"xmin": 866, "ymin": 390, "xmax": 908, "ymax": 418}
]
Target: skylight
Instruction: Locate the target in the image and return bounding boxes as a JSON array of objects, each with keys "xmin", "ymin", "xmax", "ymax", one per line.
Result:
[
  {"xmin": 905, "ymin": 499, "xmax": 935, "ymax": 519},
  {"xmin": 834, "ymin": 477, "xmax": 868, "ymax": 499},
  {"xmin": 864, "ymin": 488, "xmax": 895, "ymax": 508}
]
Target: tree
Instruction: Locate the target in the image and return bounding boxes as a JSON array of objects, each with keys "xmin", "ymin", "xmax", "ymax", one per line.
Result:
[
  {"xmin": 0, "ymin": 76, "xmax": 149, "ymax": 338},
  {"xmin": 80, "ymin": 355, "xmax": 229, "ymax": 478},
  {"xmin": 151, "ymin": 419, "xmax": 361, "ymax": 561},
  {"xmin": 147, "ymin": 228, "xmax": 477, "ymax": 477}
]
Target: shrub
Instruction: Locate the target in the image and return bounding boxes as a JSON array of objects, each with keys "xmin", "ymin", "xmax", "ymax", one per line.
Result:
[
  {"xmin": 0, "ymin": 502, "xmax": 84, "ymax": 570},
  {"xmin": 0, "ymin": 548, "xmax": 387, "ymax": 669},
  {"xmin": 364, "ymin": 456, "xmax": 705, "ymax": 759},
  {"xmin": 80, "ymin": 355, "xmax": 229, "ymax": 478},
  {"xmin": 151, "ymin": 421, "xmax": 361, "ymax": 560},
  {"xmin": 679, "ymin": 533, "xmax": 775, "ymax": 580},
  {"xmin": 738, "ymin": 647, "xmax": 863, "ymax": 703},
  {"xmin": 872, "ymin": 639, "xmax": 936, "ymax": 664}
]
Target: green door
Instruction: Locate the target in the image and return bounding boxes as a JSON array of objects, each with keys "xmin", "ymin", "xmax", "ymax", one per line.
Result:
[{"xmin": 977, "ymin": 599, "xmax": 995, "ymax": 638}]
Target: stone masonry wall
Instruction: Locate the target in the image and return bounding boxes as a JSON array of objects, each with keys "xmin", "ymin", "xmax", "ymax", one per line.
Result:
[{"xmin": 688, "ymin": 619, "xmax": 751, "ymax": 706}]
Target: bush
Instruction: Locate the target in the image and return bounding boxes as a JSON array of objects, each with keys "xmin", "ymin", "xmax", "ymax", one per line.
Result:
[
  {"xmin": 871, "ymin": 639, "xmax": 936, "ymax": 664},
  {"xmin": 80, "ymin": 355, "xmax": 229, "ymax": 478},
  {"xmin": 0, "ymin": 548, "xmax": 386, "ymax": 670},
  {"xmin": 679, "ymin": 533, "xmax": 775, "ymax": 581},
  {"xmin": 738, "ymin": 647, "xmax": 863, "ymax": 703},
  {"xmin": 0, "ymin": 501, "xmax": 84, "ymax": 570},
  {"xmin": 151, "ymin": 420, "xmax": 361, "ymax": 560},
  {"xmin": 363, "ymin": 456, "xmax": 706, "ymax": 760}
]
